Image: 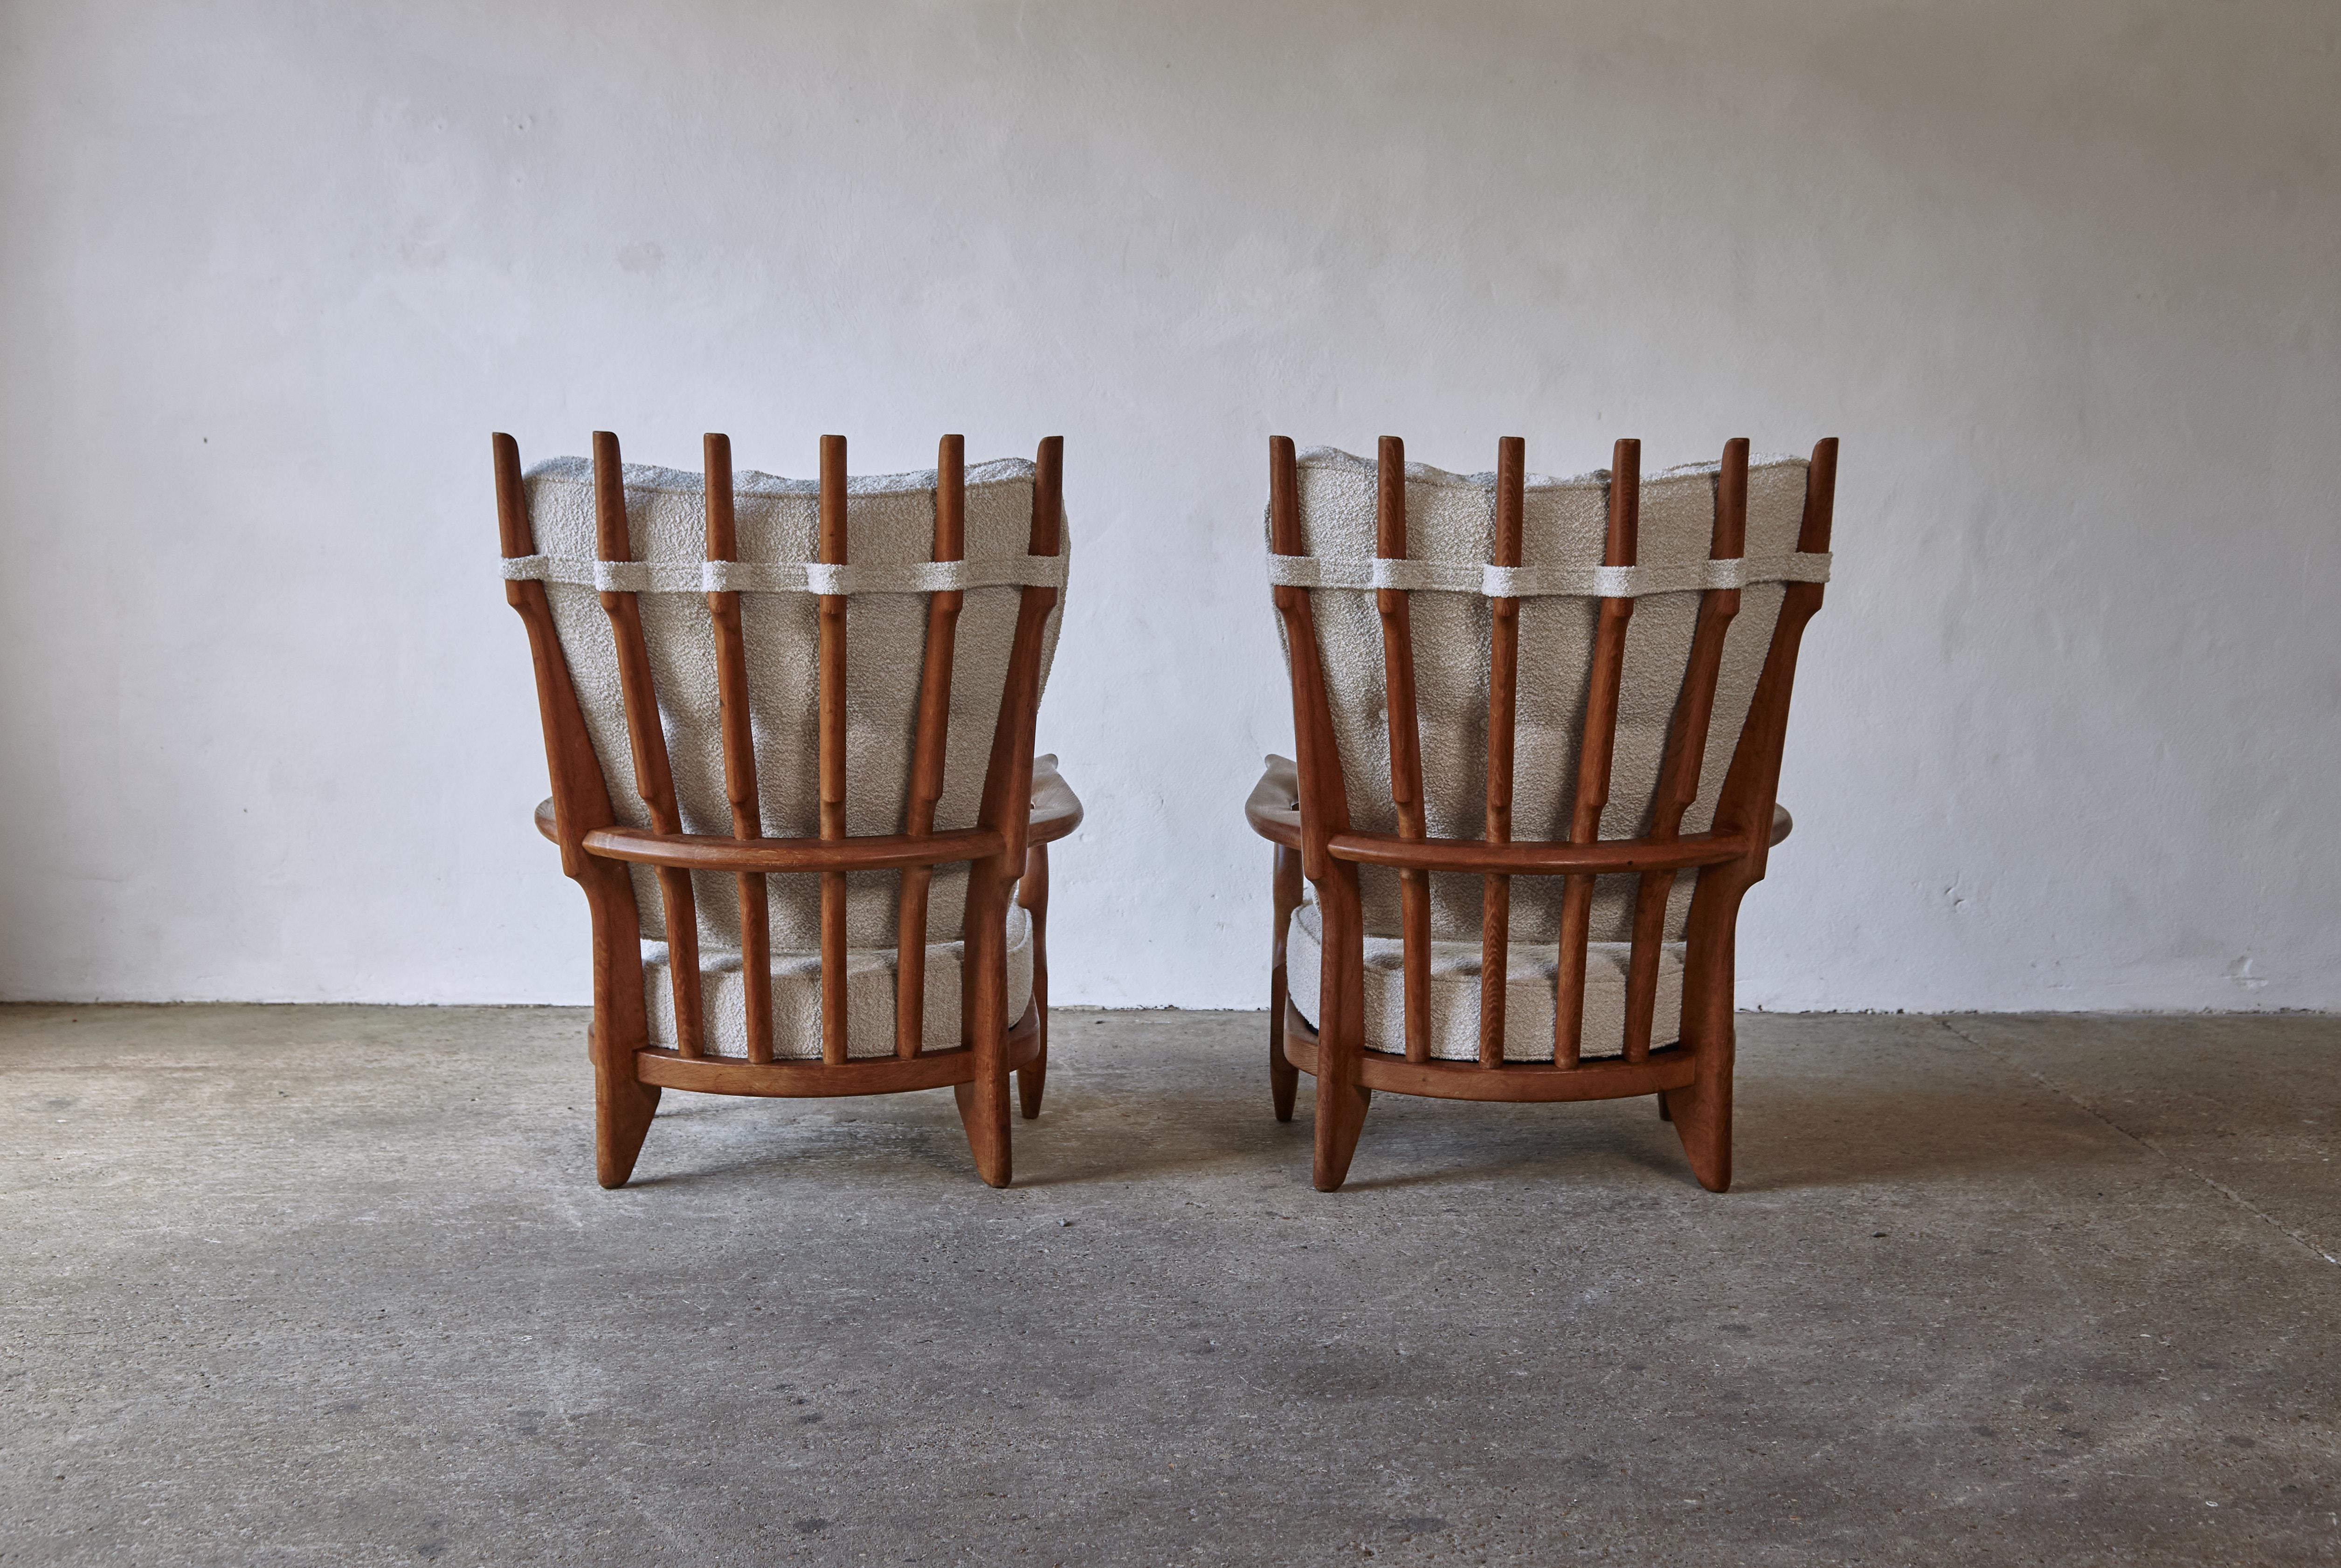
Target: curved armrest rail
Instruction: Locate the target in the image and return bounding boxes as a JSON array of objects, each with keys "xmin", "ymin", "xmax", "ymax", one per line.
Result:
[
  {"xmin": 534, "ymin": 760, "xmax": 1084, "ymax": 875},
  {"xmin": 1242, "ymin": 755, "xmax": 1791, "ymax": 871},
  {"xmin": 1026, "ymin": 754, "xmax": 1084, "ymax": 842}
]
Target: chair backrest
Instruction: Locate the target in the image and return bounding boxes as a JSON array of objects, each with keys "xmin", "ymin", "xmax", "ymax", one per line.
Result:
[
  {"xmin": 1267, "ymin": 434, "xmax": 1835, "ymax": 1061},
  {"xmin": 496, "ymin": 432, "xmax": 1066, "ymax": 1063}
]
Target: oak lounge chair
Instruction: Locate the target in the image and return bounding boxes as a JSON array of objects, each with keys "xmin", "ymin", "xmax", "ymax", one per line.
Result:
[
  {"xmin": 1248, "ymin": 435, "xmax": 1836, "ymax": 1192},
  {"xmin": 494, "ymin": 431, "xmax": 1077, "ymax": 1189}
]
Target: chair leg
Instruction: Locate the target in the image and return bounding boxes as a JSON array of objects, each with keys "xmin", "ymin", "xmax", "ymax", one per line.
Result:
[
  {"xmin": 1269, "ymin": 1002, "xmax": 1299, "ymax": 1123},
  {"xmin": 1017, "ymin": 1035, "xmax": 1047, "ymax": 1120},
  {"xmin": 1016, "ymin": 844, "xmax": 1049, "ymax": 1121},
  {"xmin": 1310, "ymin": 866, "xmax": 1371, "ymax": 1191},
  {"xmin": 588, "ymin": 1021, "xmax": 661, "ymax": 1189},
  {"xmin": 958, "ymin": 869, "xmax": 1015, "ymax": 1187},
  {"xmin": 1662, "ymin": 1075, "xmax": 1730, "ymax": 1192},
  {"xmin": 1663, "ymin": 1016, "xmax": 1733, "ymax": 1193},
  {"xmin": 1313, "ymin": 1078, "xmax": 1371, "ymax": 1192},
  {"xmin": 1269, "ymin": 846, "xmax": 1301, "ymax": 1122},
  {"xmin": 954, "ymin": 1075, "xmax": 1012, "ymax": 1186}
]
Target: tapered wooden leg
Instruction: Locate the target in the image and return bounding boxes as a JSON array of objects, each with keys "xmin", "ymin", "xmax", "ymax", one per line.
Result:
[
  {"xmin": 954, "ymin": 1074, "xmax": 1011, "ymax": 1185},
  {"xmin": 1665, "ymin": 872, "xmax": 1745, "ymax": 1193},
  {"xmin": 1656, "ymin": 1094, "xmax": 1672, "ymax": 1121},
  {"xmin": 958, "ymin": 869, "xmax": 1014, "ymax": 1187},
  {"xmin": 1269, "ymin": 997, "xmax": 1300, "ymax": 1123},
  {"xmin": 1016, "ymin": 845, "xmax": 1050, "ymax": 1121},
  {"xmin": 1662, "ymin": 1054, "xmax": 1730, "ymax": 1192},
  {"xmin": 1017, "ymin": 1039, "xmax": 1047, "ymax": 1121},
  {"xmin": 1311, "ymin": 867, "xmax": 1372, "ymax": 1190},
  {"xmin": 1314, "ymin": 1076, "xmax": 1371, "ymax": 1191},
  {"xmin": 588, "ymin": 1021, "xmax": 661, "ymax": 1189},
  {"xmin": 1269, "ymin": 846, "xmax": 1302, "ymax": 1122}
]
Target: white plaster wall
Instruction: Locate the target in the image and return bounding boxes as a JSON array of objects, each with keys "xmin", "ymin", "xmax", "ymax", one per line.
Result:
[{"xmin": 1, "ymin": 1, "xmax": 2335, "ymax": 1011}]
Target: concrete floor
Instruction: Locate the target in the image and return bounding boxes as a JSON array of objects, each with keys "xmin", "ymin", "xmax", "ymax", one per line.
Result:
[{"xmin": 3, "ymin": 1007, "xmax": 2337, "ymax": 1566}]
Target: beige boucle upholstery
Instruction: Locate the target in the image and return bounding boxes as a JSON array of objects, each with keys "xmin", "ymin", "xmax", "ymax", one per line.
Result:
[
  {"xmin": 520, "ymin": 455, "xmax": 1063, "ymax": 1059},
  {"xmin": 1276, "ymin": 447, "xmax": 1808, "ymax": 1061}
]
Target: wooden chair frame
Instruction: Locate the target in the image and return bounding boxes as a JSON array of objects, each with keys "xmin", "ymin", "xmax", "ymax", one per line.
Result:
[
  {"xmin": 496, "ymin": 430, "xmax": 1078, "ymax": 1189},
  {"xmin": 1249, "ymin": 434, "xmax": 1837, "ymax": 1192}
]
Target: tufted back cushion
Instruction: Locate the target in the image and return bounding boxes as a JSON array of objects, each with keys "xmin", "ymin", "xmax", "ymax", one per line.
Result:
[
  {"xmin": 521, "ymin": 455, "xmax": 1064, "ymax": 962},
  {"xmin": 1282, "ymin": 447, "xmax": 1807, "ymax": 949}
]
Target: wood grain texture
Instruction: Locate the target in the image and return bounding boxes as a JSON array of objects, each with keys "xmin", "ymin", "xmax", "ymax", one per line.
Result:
[
  {"xmin": 1325, "ymin": 828, "xmax": 1748, "ymax": 876},
  {"xmin": 1661, "ymin": 438, "xmax": 1838, "ymax": 1191},
  {"xmin": 1480, "ymin": 436, "xmax": 1525, "ymax": 1068},
  {"xmin": 497, "ymin": 434, "xmax": 659, "ymax": 1186},
  {"xmin": 1015, "ymin": 842, "xmax": 1050, "ymax": 1119},
  {"xmin": 896, "ymin": 435, "xmax": 967, "ymax": 1059},
  {"xmin": 1374, "ymin": 437, "xmax": 1433, "ymax": 1064},
  {"xmin": 1624, "ymin": 438, "xmax": 1745, "ymax": 1062},
  {"xmin": 956, "ymin": 435, "xmax": 1066, "ymax": 1188},
  {"xmin": 594, "ymin": 431, "xmax": 704, "ymax": 1059},
  {"xmin": 817, "ymin": 435, "xmax": 849, "ymax": 1066},
  {"xmin": 639, "ymin": 1002, "xmax": 1042, "ymax": 1097},
  {"xmin": 1268, "ymin": 437, "xmax": 1351, "ymax": 883},
  {"xmin": 1554, "ymin": 438, "xmax": 1639, "ymax": 1068},
  {"xmin": 1268, "ymin": 842, "xmax": 1304, "ymax": 1122},
  {"xmin": 1280, "ymin": 1003, "xmax": 1697, "ymax": 1101},
  {"xmin": 703, "ymin": 432, "xmax": 773, "ymax": 1064}
]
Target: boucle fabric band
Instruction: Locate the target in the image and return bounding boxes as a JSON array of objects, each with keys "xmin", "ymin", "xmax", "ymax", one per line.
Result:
[
  {"xmin": 501, "ymin": 550, "xmax": 1070, "ymax": 597},
  {"xmin": 1264, "ymin": 551, "xmax": 1830, "ymax": 598}
]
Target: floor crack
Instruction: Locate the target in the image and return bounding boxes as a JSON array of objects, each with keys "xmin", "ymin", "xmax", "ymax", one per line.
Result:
[{"xmin": 1934, "ymin": 1015, "xmax": 2340, "ymax": 1269}]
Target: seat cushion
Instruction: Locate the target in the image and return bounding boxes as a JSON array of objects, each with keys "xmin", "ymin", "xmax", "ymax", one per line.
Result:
[
  {"xmin": 1284, "ymin": 901, "xmax": 1683, "ymax": 1062},
  {"xmin": 642, "ymin": 901, "xmax": 1034, "ymax": 1059}
]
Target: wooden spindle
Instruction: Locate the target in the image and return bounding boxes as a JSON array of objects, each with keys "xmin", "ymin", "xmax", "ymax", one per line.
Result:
[
  {"xmin": 1268, "ymin": 438, "xmax": 1351, "ymax": 883},
  {"xmin": 1554, "ymin": 438, "xmax": 1639, "ymax": 1068},
  {"xmin": 1668, "ymin": 438, "xmax": 1836, "ymax": 1190},
  {"xmin": 594, "ymin": 431, "xmax": 704, "ymax": 1058},
  {"xmin": 1623, "ymin": 439, "xmax": 1747, "ymax": 1061},
  {"xmin": 1267, "ymin": 436, "xmax": 1370, "ymax": 1190},
  {"xmin": 1480, "ymin": 436, "xmax": 1525, "ymax": 1068},
  {"xmin": 991, "ymin": 436, "xmax": 1063, "ymax": 882},
  {"xmin": 1375, "ymin": 437, "xmax": 1432, "ymax": 1065},
  {"xmin": 1015, "ymin": 839, "xmax": 1050, "ymax": 1119},
  {"xmin": 817, "ymin": 434, "xmax": 849, "ymax": 1066},
  {"xmin": 1268, "ymin": 840, "xmax": 1303, "ymax": 1120},
  {"xmin": 702, "ymin": 433, "xmax": 772, "ymax": 1064},
  {"xmin": 498, "ymin": 434, "xmax": 661, "ymax": 1185},
  {"xmin": 960, "ymin": 436, "xmax": 1066, "ymax": 1187},
  {"xmin": 895, "ymin": 435, "xmax": 966, "ymax": 1059}
]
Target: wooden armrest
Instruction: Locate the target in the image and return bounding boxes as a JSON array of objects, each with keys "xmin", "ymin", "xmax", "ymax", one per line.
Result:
[
  {"xmin": 1246, "ymin": 755, "xmax": 1302, "ymax": 846},
  {"xmin": 1027, "ymin": 754, "xmax": 1084, "ymax": 845},
  {"xmin": 535, "ymin": 756, "xmax": 1086, "ymax": 851},
  {"xmin": 1236, "ymin": 762, "xmax": 1793, "ymax": 856}
]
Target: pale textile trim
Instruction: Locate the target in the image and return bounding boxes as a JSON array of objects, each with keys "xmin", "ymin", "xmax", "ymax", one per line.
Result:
[
  {"xmin": 499, "ymin": 550, "xmax": 1070, "ymax": 596},
  {"xmin": 1264, "ymin": 551, "xmax": 1831, "ymax": 598}
]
